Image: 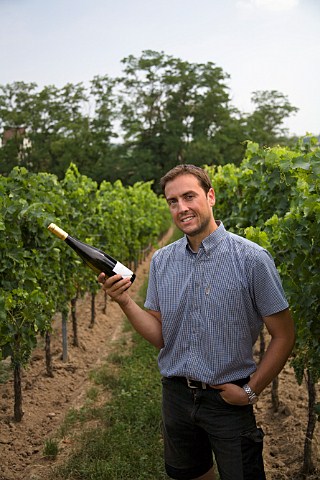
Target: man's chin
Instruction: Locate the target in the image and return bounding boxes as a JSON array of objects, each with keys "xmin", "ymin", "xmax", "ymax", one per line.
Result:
[{"xmin": 183, "ymin": 227, "xmax": 200, "ymax": 237}]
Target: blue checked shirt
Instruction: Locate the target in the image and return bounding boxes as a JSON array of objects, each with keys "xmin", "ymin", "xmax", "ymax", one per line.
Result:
[{"xmin": 144, "ymin": 222, "xmax": 289, "ymax": 384}]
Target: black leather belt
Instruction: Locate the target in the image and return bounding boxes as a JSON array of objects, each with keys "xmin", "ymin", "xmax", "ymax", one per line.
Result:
[{"xmin": 173, "ymin": 376, "xmax": 250, "ymax": 390}]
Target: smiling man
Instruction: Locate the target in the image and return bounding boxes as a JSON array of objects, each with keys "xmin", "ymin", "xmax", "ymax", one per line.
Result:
[
  {"xmin": 164, "ymin": 167, "xmax": 218, "ymax": 249},
  {"xmin": 99, "ymin": 164, "xmax": 295, "ymax": 480}
]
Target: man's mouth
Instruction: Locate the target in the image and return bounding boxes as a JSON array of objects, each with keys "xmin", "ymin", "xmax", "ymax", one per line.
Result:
[{"xmin": 180, "ymin": 215, "xmax": 195, "ymax": 223}]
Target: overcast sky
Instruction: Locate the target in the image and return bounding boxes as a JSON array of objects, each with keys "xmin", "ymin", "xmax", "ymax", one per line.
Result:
[{"xmin": 0, "ymin": 0, "xmax": 319, "ymax": 136}]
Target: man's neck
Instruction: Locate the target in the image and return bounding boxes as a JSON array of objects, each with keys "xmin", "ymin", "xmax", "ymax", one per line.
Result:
[{"xmin": 187, "ymin": 221, "xmax": 219, "ymax": 252}]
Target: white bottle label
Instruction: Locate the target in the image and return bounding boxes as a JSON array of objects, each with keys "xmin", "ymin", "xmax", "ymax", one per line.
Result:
[{"xmin": 113, "ymin": 261, "xmax": 133, "ymax": 278}]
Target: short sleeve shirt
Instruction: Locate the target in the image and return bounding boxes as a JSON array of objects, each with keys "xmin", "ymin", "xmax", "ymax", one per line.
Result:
[{"xmin": 144, "ymin": 222, "xmax": 289, "ymax": 384}]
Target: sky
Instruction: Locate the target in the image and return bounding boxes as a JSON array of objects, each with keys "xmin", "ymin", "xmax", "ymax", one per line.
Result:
[{"xmin": 0, "ymin": 0, "xmax": 319, "ymax": 137}]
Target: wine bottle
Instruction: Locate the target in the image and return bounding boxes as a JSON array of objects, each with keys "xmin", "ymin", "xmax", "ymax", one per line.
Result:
[{"xmin": 47, "ymin": 223, "xmax": 136, "ymax": 283}]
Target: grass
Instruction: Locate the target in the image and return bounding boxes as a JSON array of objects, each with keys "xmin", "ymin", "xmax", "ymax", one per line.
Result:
[
  {"xmin": 43, "ymin": 438, "xmax": 59, "ymax": 459},
  {"xmin": 53, "ymin": 322, "xmax": 166, "ymax": 479},
  {"xmin": 0, "ymin": 359, "xmax": 11, "ymax": 383},
  {"xmin": 47, "ymin": 229, "xmax": 184, "ymax": 480}
]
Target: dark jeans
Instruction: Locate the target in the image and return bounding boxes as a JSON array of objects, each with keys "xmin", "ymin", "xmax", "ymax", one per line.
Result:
[{"xmin": 162, "ymin": 377, "xmax": 266, "ymax": 480}]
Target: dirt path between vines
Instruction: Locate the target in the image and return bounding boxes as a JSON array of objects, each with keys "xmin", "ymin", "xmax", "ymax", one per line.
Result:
[{"xmin": 0, "ymin": 228, "xmax": 319, "ymax": 480}]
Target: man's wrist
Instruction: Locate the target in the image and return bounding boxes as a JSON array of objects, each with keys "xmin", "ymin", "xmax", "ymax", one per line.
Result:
[
  {"xmin": 117, "ymin": 293, "xmax": 132, "ymax": 310},
  {"xmin": 242, "ymin": 384, "xmax": 259, "ymax": 404}
]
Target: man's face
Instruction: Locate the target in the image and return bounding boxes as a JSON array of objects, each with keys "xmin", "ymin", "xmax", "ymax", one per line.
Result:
[{"xmin": 164, "ymin": 174, "xmax": 216, "ymax": 240}]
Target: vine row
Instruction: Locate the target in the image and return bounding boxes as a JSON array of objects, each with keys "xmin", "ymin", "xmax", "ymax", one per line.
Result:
[
  {"xmin": 0, "ymin": 163, "xmax": 171, "ymax": 421},
  {"xmin": 206, "ymin": 135, "xmax": 320, "ymax": 475}
]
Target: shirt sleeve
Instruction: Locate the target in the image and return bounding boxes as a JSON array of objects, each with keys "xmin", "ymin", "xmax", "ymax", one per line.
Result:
[
  {"xmin": 144, "ymin": 252, "xmax": 160, "ymax": 312},
  {"xmin": 250, "ymin": 249, "xmax": 289, "ymax": 317}
]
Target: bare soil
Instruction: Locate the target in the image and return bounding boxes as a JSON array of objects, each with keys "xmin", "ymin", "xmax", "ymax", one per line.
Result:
[{"xmin": 0, "ymin": 232, "xmax": 319, "ymax": 480}]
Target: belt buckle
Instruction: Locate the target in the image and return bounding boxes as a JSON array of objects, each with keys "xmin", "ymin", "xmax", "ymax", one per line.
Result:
[
  {"xmin": 186, "ymin": 378, "xmax": 197, "ymax": 389},
  {"xmin": 186, "ymin": 378, "xmax": 207, "ymax": 389}
]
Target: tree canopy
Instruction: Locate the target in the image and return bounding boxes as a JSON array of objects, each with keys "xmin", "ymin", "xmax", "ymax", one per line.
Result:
[{"xmin": 0, "ymin": 50, "xmax": 299, "ymax": 189}]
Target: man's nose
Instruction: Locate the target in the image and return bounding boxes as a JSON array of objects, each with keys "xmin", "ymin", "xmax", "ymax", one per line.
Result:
[{"xmin": 177, "ymin": 199, "xmax": 189, "ymax": 212}]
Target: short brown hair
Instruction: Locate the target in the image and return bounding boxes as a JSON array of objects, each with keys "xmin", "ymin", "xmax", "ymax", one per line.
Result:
[{"xmin": 160, "ymin": 164, "xmax": 212, "ymax": 194}]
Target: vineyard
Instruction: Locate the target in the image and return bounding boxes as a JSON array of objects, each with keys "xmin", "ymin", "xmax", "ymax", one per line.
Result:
[
  {"xmin": 0, "ymin": 163, "xmax": 171, "ymax": 421},
  {"xmin": 205, "ymin": 136, "xmax": 320, "ymax": 476},
  {"xmin": 0, "ymin": 136, "xmax": 319, "ymax": 479}
]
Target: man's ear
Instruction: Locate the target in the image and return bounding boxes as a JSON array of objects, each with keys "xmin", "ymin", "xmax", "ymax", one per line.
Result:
[{"xmin": 208, "ymin": 188, "xmax": 215, "ymax": 207}]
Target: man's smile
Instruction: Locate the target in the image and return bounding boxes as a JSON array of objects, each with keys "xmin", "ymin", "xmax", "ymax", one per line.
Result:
[{"xmin": 180, "ymin": 214, "xmax": 195, "ymax": 223}]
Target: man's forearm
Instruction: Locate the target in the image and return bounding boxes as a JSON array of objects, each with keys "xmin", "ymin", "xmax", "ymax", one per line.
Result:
[
  {"xmin": 118, "ymin": 296, "xmax": 164, "ymax": 349},
  {"xmin": 249, "ymin": 336, "xmax": 294, "ymax": 395},
  {"xmin": 99, "ymin": 273, "xmax": 164, "ymax": 349},
  {"xmin": 249, "ymin": 309, "xmax": 295, "ymax": 395}
]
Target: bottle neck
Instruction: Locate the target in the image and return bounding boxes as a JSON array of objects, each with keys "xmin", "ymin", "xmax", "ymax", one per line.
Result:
[{"xmin": 47, "ymin": 223, "xmax": 68, "ymax": 240}]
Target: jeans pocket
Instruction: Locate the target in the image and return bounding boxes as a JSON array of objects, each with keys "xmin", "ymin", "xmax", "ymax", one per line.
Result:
[{"xmin": 241, "ymin": 427, "xmax": 266, "ymax": 480}]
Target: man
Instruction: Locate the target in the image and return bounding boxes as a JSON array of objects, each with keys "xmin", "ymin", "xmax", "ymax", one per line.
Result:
[{"xmin": 98, "ymin": 164, "xmax": 295, "ymax": 480}]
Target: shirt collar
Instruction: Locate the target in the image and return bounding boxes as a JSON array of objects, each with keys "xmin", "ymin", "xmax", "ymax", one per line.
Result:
[{"xmin": 183, "ymin": 221, "xmax": 227, "ymax": 255}]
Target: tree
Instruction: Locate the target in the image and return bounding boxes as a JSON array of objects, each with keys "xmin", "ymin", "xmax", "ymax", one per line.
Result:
[
  {"xmin": 244, "ymin": 90, "xmax": 299, "ymax": 146},
  {"xmin": 84, "ymin": 75, "xmax": 119, "ymax": 183},
  {"xmin": 29, "ymin": 82, "xmax": 89, "ymax": 178},
  {"xmin": 0, "ymin": 81, "xmax": 89, "ymax": 178},
  {"xmin": 0, "ymin": 55, "xmax": 299, "ymax": 186},
  {"xmin": 117, "ymin": 50, "xmax": 234, "ymax": 189},
  {"xmin": 0, "ymin": 82, "xmax": 37, "ymax": 174}
]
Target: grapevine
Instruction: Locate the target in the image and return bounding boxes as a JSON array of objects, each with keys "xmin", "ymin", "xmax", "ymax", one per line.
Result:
[
  {"xmin": 206, "ymin": 135, "xmax": 320, "ymax": 474},
  {"xmin": 0, "ymin": 164, "xmax": 171, "ymax": 421}
]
